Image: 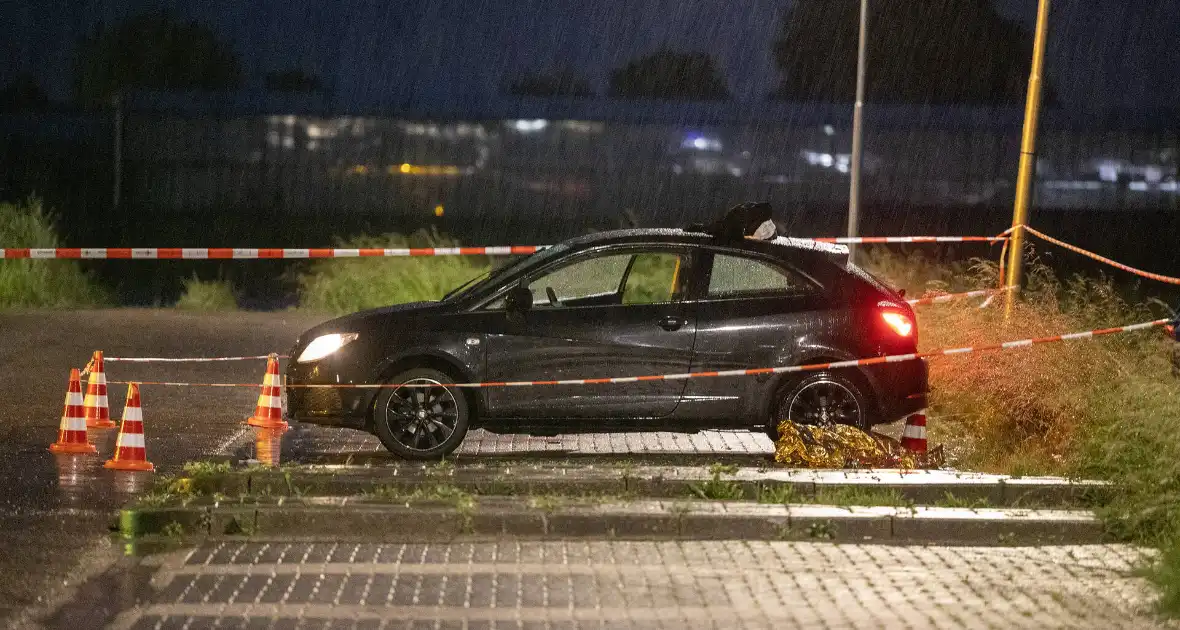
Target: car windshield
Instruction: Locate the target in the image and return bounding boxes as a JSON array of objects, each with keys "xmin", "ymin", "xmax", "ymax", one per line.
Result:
[{"xmin": 440, "ymin": 243, "xmax": 570, "ymax": 301}]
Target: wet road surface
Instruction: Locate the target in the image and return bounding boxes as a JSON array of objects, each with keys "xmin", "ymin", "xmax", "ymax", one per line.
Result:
[
  {"xmin": 69, "ymin": 541, "xmax": 1165, "ymax": 629},
  {"xmin": 0, "ymin": 310, "xmax": 325, "ymax": 626}
]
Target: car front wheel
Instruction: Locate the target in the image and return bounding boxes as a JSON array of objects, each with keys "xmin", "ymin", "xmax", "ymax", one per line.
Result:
[
  {"xmin": 373, "ymin": 368, "xmax": 469, "ymax": 460},
  {"xmin": 768, "ymin": 371, "xmax": 872, "ymax": 440}
]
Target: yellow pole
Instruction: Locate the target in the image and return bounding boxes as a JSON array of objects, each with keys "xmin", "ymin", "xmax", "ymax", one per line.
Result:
[{"xmin": 1005, "ymin": 0, "xmax": 1051, "ymax": 319}]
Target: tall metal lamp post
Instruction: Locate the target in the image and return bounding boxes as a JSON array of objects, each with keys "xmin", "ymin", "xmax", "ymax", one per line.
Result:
[
  {"xmin": 847, "ymin": 0, "xmax": 869, "ymax": 263},
  {"xmin": 1004, "ymin": 0, "xmax": 1051, "ymax": 318}
]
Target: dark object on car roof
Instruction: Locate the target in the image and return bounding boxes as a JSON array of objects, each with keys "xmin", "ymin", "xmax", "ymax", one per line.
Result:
[{"xmin": 689, "ymin": 202, "xmax": 777, "ymax": 242}]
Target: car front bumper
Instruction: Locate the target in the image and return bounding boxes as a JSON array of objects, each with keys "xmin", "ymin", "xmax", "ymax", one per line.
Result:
[{"xmin": 285, "ymin": 356, "xmax": 374, "ymax": 430}]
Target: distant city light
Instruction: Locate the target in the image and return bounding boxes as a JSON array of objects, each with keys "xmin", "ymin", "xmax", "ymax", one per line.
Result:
[
  {"xmin": 390, "ymin": 163, "xmax": 472, "ymax": 177},
  {"xmin": 681, "ymin": 134, "xmax": 722, "ymax": 152},
  {"xmin": 511, "ymin": 119, "xmax": 549, "ymax": 133},
  {"xmin": 560, "ymin": 120, "xmax": 605, "ymax": 134},
  {"xmin": 823, "ymin": 125, "xmax": 836, "ymax": 136},
  {"xmin": 434, "ymin": 204, "xmax": 445, "ymax": 217}
]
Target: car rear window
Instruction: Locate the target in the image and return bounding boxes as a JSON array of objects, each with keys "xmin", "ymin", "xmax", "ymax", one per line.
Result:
[{"xmin": 707, "ymin": 254, "xmax": 813, "ymax": 299}]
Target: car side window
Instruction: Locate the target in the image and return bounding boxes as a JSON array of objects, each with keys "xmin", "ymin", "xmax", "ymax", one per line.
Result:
[
  {"xmin": 706, "ymin": 253, "xmax": 812, "ymax": 299},
  {"xmin": 622, "ymin": 252, "xmax": 685, "ymax": 305},
  {"xmin": 530, "ymin": 253, "xmax": 632, "ymax": 307},
  {"xmin": 480, "ymin": 248, "xmax": 689, "ymax": 310}
]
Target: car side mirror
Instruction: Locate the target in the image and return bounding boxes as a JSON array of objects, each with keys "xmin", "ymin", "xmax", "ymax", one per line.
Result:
[
  {"xmin": 505, "ymin": 285, "xmax": 533, "ymax": 314},
  {"xmin": 897, "ymin": 288, "xmax": 906, "ymax": 298}
]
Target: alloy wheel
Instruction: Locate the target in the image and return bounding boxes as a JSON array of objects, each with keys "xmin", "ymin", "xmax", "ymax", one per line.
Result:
[
  {"xmin": 787, "ymin": 379, "xmax": 862, "ymax": 427},
  {"xmin": 384, "ymin": 378, "xmax": 460, "ymax": 452}
]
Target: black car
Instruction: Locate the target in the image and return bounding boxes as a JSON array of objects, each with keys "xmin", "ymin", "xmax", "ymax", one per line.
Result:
[{"xmin": 286, "ymin": 225, "xmax": 928, "ymax": 459}]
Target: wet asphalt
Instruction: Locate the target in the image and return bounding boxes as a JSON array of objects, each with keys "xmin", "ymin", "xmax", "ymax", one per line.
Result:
[{"xmin": 0, "ymin": 310, "xmax": 327, "ymax": 626}]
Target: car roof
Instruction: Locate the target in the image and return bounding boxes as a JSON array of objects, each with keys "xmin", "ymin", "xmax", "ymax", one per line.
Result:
[
  {"xmin": 446, "ymin": 225, "xmax": 854, "ymax": 306},
  {"xmin": 556, "ymin": 228, "xmax": 851, "ymax": 259}
]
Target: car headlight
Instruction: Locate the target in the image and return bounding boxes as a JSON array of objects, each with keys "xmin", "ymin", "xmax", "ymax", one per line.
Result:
[{"xmin": 297, "ymin": 333, "xmax": 359, "ymax": 363}]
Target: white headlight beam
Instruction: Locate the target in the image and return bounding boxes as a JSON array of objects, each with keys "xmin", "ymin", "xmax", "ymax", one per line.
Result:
[{"xmin": 297, "ymin": 333, "xmax": 359, "ymax": 363}]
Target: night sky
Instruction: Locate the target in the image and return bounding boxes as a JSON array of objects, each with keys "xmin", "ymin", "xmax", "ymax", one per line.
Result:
[{"xmin": 4, "ymin": 0, "xmax": 1179, "ymax": 111}]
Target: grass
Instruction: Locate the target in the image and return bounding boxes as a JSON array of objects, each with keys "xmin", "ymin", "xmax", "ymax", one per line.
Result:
[
  {"xmin": 296, "ymin": 229, "xmax": 494, "ymax": 313},
  {"xmin": 862, "ymin": 245, "xmax": 1171, "ymax": 475},
  {"xmin": 813, "ymin": 486, "xmax": 910, "ymax": 508},
  {"xmin": 174, "ymin": 275, "xmax": 238, "ymax": 311},
  {"xmin": 0, "ymin": 198, "xmax": 109, "ymax": 308},
  {"xmin": 758, "ymin": 484, "xmax": 803, "ymax": 505},
  {"xmin": 934, "ymin": 492, "xmax": 992, "ymax": 510},
  {"xmin": 687, "ymin": 463, "xmax": 746, "ymax": 500}
]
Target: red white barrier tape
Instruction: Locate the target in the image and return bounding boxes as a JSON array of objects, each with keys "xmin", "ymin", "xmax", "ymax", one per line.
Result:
[
  {"xmin": 107, "ymin": 319, "xmax": 1168, "ymax": 389},
  {"xmin": 905, "ymin": 286, "xmax": 1018, "ymax": 307},
  {"xmin": 0, "ymin": 246, "xmax": 545, "ymax": 259},
  {"xmin": 0, "ymin": 235, "xmax": 1007, "ymax": 260},
  {"xmin": 1020, "ymin": 225, "xmax": 1180, "ymax": 286},
  {"xmin": 106, "ymin": 354, "xmax": 287, "ymax": 363},
  {"xmin": 814, "ymin": 236, "xmax": 1007, "ymax": 244}
]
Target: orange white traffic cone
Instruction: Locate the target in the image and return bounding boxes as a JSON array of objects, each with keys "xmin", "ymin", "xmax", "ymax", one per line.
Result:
[
  {"xmin": 84, "ymin": 351, "xmax": 116, "ymax": 429},
  {"xmin": 900, "ymin": 409, "xmax": 928, "ymax": 454},
  {"xmin": 104, "ymin": 383, "xmax": 154, "ymax": 472},
  {"xmin": 247, "ymin": 354, "xmax": 288, "ymax": 430},
  {"xmin": 50, "ymin": 369, "xmax": 98, "ymax": 454}
]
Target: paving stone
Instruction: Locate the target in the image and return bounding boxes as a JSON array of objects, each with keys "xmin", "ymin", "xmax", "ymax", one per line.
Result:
[
  {"xmin": 250, "ymin": 426, "xmax": 775, "ymax": 465},
  {"xmin": 116, "ymin": 541, "xmax": 1163, "ymax": 629}
]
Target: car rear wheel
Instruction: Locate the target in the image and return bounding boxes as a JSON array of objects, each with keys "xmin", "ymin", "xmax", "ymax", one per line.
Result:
[
  {"xmin": 373, "ymin": 368, "xmax": 469, "ymax": 460},
  {"xmin": 767, "ymin": 372, "xmax": 872, "ymax": 440}
]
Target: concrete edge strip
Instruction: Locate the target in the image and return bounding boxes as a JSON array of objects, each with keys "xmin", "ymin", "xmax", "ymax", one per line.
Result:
[
  {"xmin": 123, "ymin": 501, "xmax": 1103, "ymax": 548},
  {"xmin": 237, "ymin": 469, "xmax": 1109, "ymax": 507}
]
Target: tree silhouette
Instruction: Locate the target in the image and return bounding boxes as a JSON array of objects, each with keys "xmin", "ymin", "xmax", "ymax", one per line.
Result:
[
  {"xmin": 0, "ymin": 73, "xmax": 49, "ymax": 111},
  {"xmin": 609, "ymin": 48, "xmax": 730, "ymax": 100},
  {"xmin": 507, "ymin": 70, "xmax": 593, "ymax": 98},
  {"xmin": 772, "ymin": 0, "xmax": 1049, "ymax": 104},
  {"xmin": 74, "ymin": 12, "xmax": 241, "ymax": 105},
  {"xmin": 265, "ymin": 69, "xmax": 323, "ymax": 93}
]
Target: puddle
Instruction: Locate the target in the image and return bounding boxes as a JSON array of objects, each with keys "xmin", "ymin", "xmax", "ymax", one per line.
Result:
[
  {"xmin": 249, "ymin": 426, "xmax": 287, "ymax": 467},
  {"xmin": 52, "ymin": 452, "xmax": 155, "ymax": 512}
]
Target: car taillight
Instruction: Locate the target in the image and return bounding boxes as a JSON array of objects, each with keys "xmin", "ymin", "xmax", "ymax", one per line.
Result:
[{"xmin": 881, "ymin": 311, "xmax": 914, "ymax": 338}]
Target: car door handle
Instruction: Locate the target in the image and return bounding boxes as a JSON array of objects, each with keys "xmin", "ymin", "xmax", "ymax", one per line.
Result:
[{"xmin": 659, "ymin": 315, "xmax": 685, "ymax": 331}]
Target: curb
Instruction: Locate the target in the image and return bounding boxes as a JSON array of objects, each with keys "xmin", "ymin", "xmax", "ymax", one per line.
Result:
[
  {"xmin": 119, "ymin": 498, "xmax": 1106, "ymax": 546},
  {"xmin": 229, "ymin": 466, "xmax": 1108, "ymax": 508}
]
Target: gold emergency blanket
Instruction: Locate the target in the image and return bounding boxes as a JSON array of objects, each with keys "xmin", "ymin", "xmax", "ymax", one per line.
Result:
[{"xmin": 774, "ymin": 421, "xmax": 944, "ymax": 469}]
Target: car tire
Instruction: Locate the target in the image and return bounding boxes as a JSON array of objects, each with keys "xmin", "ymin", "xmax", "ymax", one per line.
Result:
[
  {"xmin": 767, "ymin": 371, "xmax": 873, "ymax": 441},
  {"xmin": 373, "ymin": 367, "xmax": 469, "ymax": 460}
]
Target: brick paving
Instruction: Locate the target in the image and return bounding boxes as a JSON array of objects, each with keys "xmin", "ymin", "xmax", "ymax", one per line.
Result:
[
  {"xmin": 109, "ymin": 541, "xmax": 1165, "ymax": 629},
  {"xmin": 237, "ymin": 425, "xmax": 777, "ymax": 464}
]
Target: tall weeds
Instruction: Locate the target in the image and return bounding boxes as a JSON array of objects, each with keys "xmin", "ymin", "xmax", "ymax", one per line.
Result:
[
  {"xmin": 0, "ymin": 198, "xmax": 109, "ymax": 309},
  {"xmin": 296, "ymin": 229, "xmax": 492, "ymax": 314},
  {"xmin": 863, "ymin": 245, "xmax": 1169, "ymax": 473}
]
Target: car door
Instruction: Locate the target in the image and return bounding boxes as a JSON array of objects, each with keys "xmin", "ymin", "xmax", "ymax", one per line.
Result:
[
  {"xmin": 480, "ymin": 244, "xmax": 697, "ymax": 419},
  {"xmin": 679, "ymin": 248, "xmax": 828, "ymax": 422}
]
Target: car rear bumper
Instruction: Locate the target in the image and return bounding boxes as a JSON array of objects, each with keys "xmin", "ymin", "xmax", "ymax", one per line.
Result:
[{"xmin": 862, "ymin": 358, "xmax": 928, "ymax": 424}]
